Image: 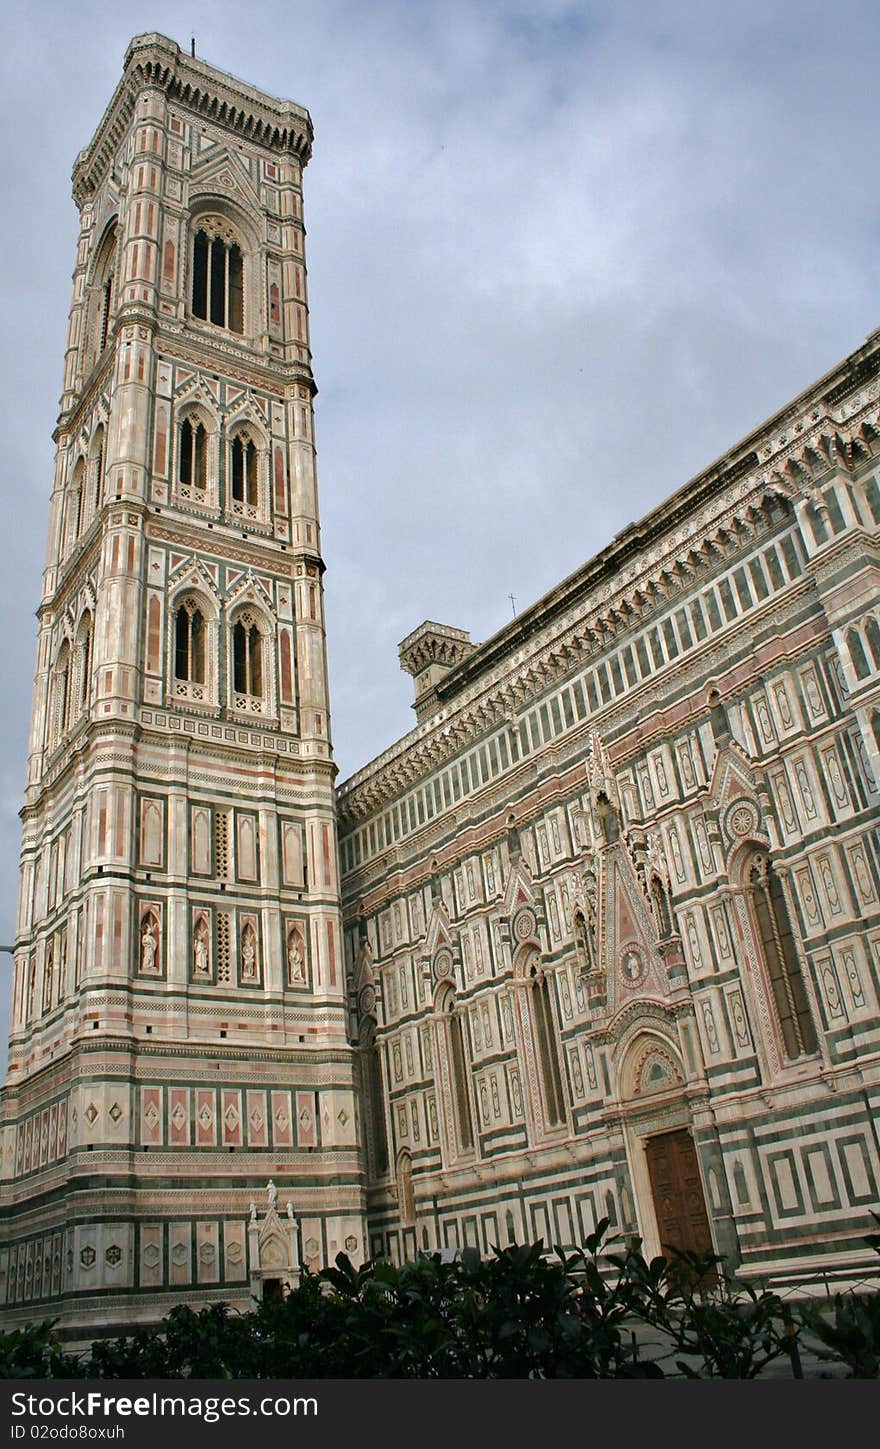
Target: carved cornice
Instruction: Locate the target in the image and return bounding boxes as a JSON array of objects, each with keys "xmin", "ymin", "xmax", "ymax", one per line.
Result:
[
  {"xmin": 73, "ymin": 33, "xmax": 313, "ymax": 206},
  {"xmin": 155, "ymin": 328, "xmax": 316, "ymax": 397},
  {"xmin": 338, "ymin": 336, "xmax": 880, "ymax": 828}
]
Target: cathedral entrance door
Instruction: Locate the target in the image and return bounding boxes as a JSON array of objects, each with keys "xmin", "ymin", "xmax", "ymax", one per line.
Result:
[{"xmin": 645, "ymin": 1128, "xmax": 715, "ymax": 1280}]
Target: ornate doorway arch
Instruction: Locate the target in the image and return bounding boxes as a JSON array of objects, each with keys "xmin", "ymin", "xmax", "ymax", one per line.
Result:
[{"xmin": 616, "ymin": 1029, "xmax": 716, "ymax": 1268}]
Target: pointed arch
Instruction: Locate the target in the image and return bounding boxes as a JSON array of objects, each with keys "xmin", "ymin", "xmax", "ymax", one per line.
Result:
[
  {"xmin": 189, "ymin": 205, "xmax": 256, "ymax": 337},
  {"xmin": 89, "ymin": 423, "xmax": 106, "ymax": 518},
  {"xmin": 396, "ymin": 1150, "xmax": 415, "ymax": 1227},
  {"xmin": 229, "ymin": 600, "xmax": 274, "ymax": 715},
  {"xmin": 74, "ymin": 609, "xmax": 93, "ymax": 717},
  {"xmin": 169, "ymin": 586, "xmax": 216, "ymax": 707},
  {"xmin": 513, "ymin": 944, "xmax": 567, "ymax": 1132},
  {"xmin": 86, "ymin": 219, "xmax": 118, "ymax": 370},
  {"xmin": 51, "ymin": 639, "xmax": 72, "ymax": 745},
  {"xmin": 64, "ymin": 457, "xmax": 86, "ymax": 552},
  {"xmin": 435, "ymin": 982, "xmax": 474, "ymax": 1156},
  {"xmin": 746, "ymin": 851, "xmax": 818, "ymax": 1060},
  {"xmin": 359, "ymin": 1015, "xmax": 389, "ymax": 1180},
  {"xmin": 226, "ymin": 416, "xmax": 268, "ymax": 521}
]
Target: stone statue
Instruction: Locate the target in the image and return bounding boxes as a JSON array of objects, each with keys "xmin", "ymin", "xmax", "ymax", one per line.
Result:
[
  {"xmin": 287, "ymin": 932, "xmax": 304, "ymax": 984},
  {"xmin": 141, "ymin": 919, "xmax": 157, "ymax": 973},
  {"xmin": 193, "ymin": 924, "xmax": 209, "ymax": 976},
  {"xmin": 249, "ymin": 1201, "xmax": 257, "ymax": 1223},
  {"xmin": 267, "ymin": 1179, "xmax": 277, "ymax": 1210},
  {"xmin": 241, "ymin": 931, "xmax": 256, "ymax": 979}
]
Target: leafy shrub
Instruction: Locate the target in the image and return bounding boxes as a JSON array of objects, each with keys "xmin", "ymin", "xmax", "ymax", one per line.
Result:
[{"xmin": 1, "ymin": 1220, "xmax": 876, "ymax": 1380}]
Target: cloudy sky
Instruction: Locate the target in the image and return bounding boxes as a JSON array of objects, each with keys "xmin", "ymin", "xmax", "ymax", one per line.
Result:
[{"xmin": 1, "ymin": 0, "xmax": 879, "ymax": 1065}]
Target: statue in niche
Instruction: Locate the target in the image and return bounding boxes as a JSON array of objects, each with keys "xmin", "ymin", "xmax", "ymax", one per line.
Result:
[
  {"xmin": 43, "ymin": 946, "xmax": 54, "ymax": 1010},
  {"xmin": 141, "ymin": 917, "xmax": 158, "ymax": 973},
  {"xmin": 574, "ymin": 907, "xmax": 596, "ymax": 976},
  {"xmin": 267, "ymin": 1179, "xmax": 278, "ymax": 1210},
  {"xmin": 596, "ymin": 792, "xmax": 620, "ymax": 844},
  {"xmin": 241, "ymin": 925, "xmax": 257, "ymax": 979},
  {"xmin": 193, "ymin": 921, "xmax": 210, "ymax": 977},
  {"xmin": 286, "ymin": 928, "xmax": 304, "ymax": 984}
]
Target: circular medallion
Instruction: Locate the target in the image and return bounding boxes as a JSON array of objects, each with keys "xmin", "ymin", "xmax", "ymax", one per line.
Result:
[
  {"xmin": 725, "ymin": 797, "xmax": 760, "ymax": 840},
  {"xmin": 513, "ymin": 907, "xmax": 537, "ymax": 942},
  {"xmin": 358, "ymin": 984, "xmax": 376, "ymax": 1018},
  {"xmin": 619, "ymin": 943, "xmax": 646, "ymax": 988},
  {"xmin": 433, "ymin": 948, "xmax": 453, "ymax": 981}
]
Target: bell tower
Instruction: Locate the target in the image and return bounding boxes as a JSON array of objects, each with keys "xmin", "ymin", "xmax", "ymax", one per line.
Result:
[{"xmin": 0, "ymin": 34, "xmax": 365, "ymax": 1334}]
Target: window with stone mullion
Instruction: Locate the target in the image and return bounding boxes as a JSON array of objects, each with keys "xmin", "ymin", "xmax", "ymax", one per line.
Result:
[{"xmin": 233, "ymin": 619, "xmax": 263, "ymax": 697}]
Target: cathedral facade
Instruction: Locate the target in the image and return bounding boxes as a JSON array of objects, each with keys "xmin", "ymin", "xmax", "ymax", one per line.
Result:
[
  {"xmin": 0, "ymin": 36, "xmax": 364, "ymax": 1334},
  {"xmin": 337, "ymin": 345, "xmax": 880, "ymax": 1292},
  {"xmin": 3, "ymin": 34, "xmax": 880, "ymax": 1336}
]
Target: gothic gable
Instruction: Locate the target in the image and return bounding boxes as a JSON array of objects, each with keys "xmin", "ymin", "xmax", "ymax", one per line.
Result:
[
  {"xmin": 600, "ymin": 846, "xmax": 668, "ymax": 1017},
  {"xmin": 190, "ymin": 145, "xmax": 260, "ymax": 209}
]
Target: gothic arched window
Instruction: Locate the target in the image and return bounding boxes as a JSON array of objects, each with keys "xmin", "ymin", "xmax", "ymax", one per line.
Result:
[
  {"xmin": 529, "ymin": 962, "xmax": 566, "ymax": 1126},
  {"xmin": 174, "ymin": 599, "xmax": 206, "ymax": 684},
  {"xmin": 178, "ymin": 417, "xmax": 207, "ymax": 495},
  {"xmin": 65, "ymin": 458, "xmax": 85, "ymax": 552},
  {"xmin": 437, "ymin": 986, "xmax": 474, "ymax": 1154},
  {"xmin": 42, "ymin": 943, "xmax": 55, "ymax": 1013},
  {"xmin": 232, "ymin": 612, "xmax": 264, "ymax": 699},
  {"xmin": 397, "ymin": 1151, "xmax": 415, "ymax": 1227},
  {"xmin": 230, "ymin": 433, "xmax": 259, "ymax": 508},
  {"xmin": 749, "ymin": 853, "xmax": 817, "ymax": 1060},
  {"xmin": 90, "ymin": 426, "xmax": 105, "ymax": 517},
  {"xmin": 53, "ymin": 642, "xmax": 71, "ymax": 743},
  {"xmin": 75, "ymin": 612, "xmax": 92, "ymax": 715},
  {"xmin": 360, "ymin": 1018, "xmax": 389, "ymax": 1178},
  {"xmin": 866, "ymin": 616, "xmax": 880, "ymax": 672},
  {"xmin": 192, "ymin": 227, "xmax": 244, "ymax": 333},
  {"xmin": 88, "ymin": 221, "xmax": 117, "ymax": 369}
]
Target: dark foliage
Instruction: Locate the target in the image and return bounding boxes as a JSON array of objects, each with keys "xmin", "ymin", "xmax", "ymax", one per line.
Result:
[{"xmin": 2, "ymin": 1221, "xmax": 877, "ymax": 1380}]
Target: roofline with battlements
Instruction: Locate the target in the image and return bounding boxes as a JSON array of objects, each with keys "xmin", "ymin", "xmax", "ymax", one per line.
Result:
[{"xmin": 72, "ymin": 33, "xmax": 313, "ymax": 206}]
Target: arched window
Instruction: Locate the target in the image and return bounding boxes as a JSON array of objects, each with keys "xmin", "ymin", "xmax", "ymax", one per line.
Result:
[
  {"xmin": 847, "ymin": 628, "xmax": 870, "ymax": 681},
  {"xmin": 866, "ymin": 616, "xmax": 880, "ymax": 672},
  {"xmin": 75, "ymin": 612, "xmax": 92, "ymax": 715},
  {"xmin": 91, "ymin": 425, "xmax": 105, "ymax": 516},
  {"xmin": 230, "ymin": 433, "xmax": 259, "ymax": 509},
  {"xmin": 99, "ymin": 272, "xmax": 113, "ymax": 353},
  {"xmin": 65, "ymin": 458, "xmax": 85, "ymax": 551},
  {"xmin": 42, "ymin": 943, "xmax": 55, "ymax": 1013},
  {"xmin": 749, "ymin": 853, "xmax": 817, "ymax": 1060},
  {"xmin": 360, "ymin": 1018, "xmax": 389, "ymax": 1178},
  {"xmin": 88, "ymin": 222, "xmax": 117, "ymax": 369},
  {"xmin": 174, "ymin": 598, "xmax": 206, "ymax": 683},
  {"xmin": 529, "ymin": 962, "xmax": 566, "ymax": 1126},
  {"xmin": 26, "ymin": 957, "xmax": 36, "ymax": 1021},
  {"xmin": 397, "ymin": 1151, "xmax": 415, "ymax": 1227},
  {"xmin": 192, "ymin": 227, "xmax": 243, "ymax": 333},
  {"xmin": 178, "ymin": 417, "xmax": 207, "ymax": 496},
  {"xmin": 53, "ymin": 642, "xmax": 71, "ymax": 743},
  {"xmin": 232, "ymin": 611, "xmax": 264, "ymax": 700},
  {"xmin": 438, "ymin": 986, "xmax": 474, "ymax": 1153}
]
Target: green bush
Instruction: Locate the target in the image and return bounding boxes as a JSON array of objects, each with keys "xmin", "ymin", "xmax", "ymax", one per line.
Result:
[{"xmin": 1, "ymin": 1221, "xmax": 877, "ymax": 1380}]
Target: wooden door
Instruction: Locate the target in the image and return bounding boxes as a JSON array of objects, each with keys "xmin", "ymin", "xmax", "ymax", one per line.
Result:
[{"xmin": 645, "ymin": 1128, "xmax": 715, "ymax": 1277}]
